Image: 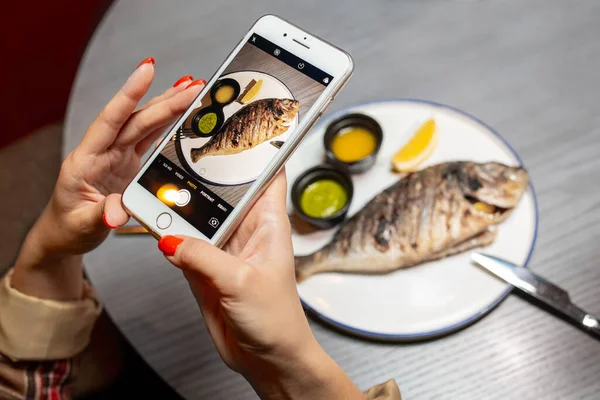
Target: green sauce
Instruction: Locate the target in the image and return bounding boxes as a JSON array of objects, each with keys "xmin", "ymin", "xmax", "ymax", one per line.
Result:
[
  {"xmin": 300, "ymin": 179, "xmax": 348, "ymax": 218},
  {"xmin": 198, "ymin": 112, "xmax": 217, "ymax": 134}
]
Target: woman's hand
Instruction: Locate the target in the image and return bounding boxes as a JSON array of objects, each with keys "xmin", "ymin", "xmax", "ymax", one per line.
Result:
[
  {"xmin": 13, "ymin": 58, "xmax": 205, "ymax": 300},
  {"xmin": 40, "ymin": 59, "xmax": 203, "ymax": 256},
  {"xmin": 158, "ymin": 172, "xmax": 364, "ymax": 400}
]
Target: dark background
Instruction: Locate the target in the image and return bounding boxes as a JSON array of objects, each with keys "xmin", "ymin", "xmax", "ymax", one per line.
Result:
[{"xmin": 0, "ymin": 1, "xmax": 111, "ymax": 148}]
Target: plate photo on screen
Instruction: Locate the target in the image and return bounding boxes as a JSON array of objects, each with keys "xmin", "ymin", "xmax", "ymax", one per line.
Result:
[{"xmin": 175, "ymin": 71, "xmax": 299, "ymax": 187}]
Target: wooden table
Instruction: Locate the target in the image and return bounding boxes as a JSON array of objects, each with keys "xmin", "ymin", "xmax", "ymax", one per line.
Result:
[{"xmin": 64, "ymin": 1, "xmax": 600, "ymax": 398}]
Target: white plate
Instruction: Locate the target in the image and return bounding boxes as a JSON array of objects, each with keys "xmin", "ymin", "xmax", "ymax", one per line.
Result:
[
  {"xmin": 178, "ymin": 71, "xmax": 298, "ymax": 186},
  {"xmin": 286, "ymin": 99, "xmax": 538, "ymax": 340}
]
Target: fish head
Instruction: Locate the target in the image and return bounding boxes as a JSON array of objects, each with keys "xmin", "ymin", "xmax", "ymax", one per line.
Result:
[
  {"xmin": 274, "ymin": 99, "xmax": 300, "ymax": 125},
  {"xmin": 448, "ymin": 162, "xmax": 529, "ymax": 209}
]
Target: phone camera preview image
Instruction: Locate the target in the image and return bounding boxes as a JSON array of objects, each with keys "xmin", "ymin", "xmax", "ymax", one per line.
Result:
[{"xmin": 137, "ymin": 32, "xmax": 334, "ymax": 239}]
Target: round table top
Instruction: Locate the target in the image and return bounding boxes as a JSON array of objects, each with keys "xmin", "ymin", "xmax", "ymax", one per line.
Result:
[{"xmin": 65, "ymin": 1, "xmax": 600, "ymax": 399}]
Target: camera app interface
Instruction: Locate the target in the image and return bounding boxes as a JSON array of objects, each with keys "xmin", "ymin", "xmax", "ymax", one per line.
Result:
[{"xmin": 138, "ymin": 34, "xmax": 333, "ymax": 238}]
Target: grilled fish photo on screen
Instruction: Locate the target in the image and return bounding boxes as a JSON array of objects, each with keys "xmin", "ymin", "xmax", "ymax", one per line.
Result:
[
  {"xmin": 295, "ymin": 161, "xmax": 529, "ymax": 282},
  {"xmin": 190, "ymin": 98, "xmax": 300, "ymax": 162}
]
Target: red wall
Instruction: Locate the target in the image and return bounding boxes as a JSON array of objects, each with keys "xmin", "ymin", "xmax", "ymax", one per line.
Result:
[{"xmin": 0, "ymin": 1, "xmax": 112, "ymax": 149}]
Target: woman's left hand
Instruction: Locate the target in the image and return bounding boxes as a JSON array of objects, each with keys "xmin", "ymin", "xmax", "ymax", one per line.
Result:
[
  {"xmin": 38, "ymin": 59, "xmax": 204, "ymax": 256},
  {"xmin": 12, "ymin": 59, "xmax": 204, "ymax": 300}
]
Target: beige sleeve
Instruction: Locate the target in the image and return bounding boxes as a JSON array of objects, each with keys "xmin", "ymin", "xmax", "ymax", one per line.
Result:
[
  {"xmin": 0, "ymin": 270, "xmax": 102, "ymax": 361},
  {"xmin": 364, "ymin": 379, "xmax": 402, "ymax": 400}
]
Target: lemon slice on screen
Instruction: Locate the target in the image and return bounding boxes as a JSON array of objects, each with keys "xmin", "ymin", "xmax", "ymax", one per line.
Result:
[
  {"xmin": 391, "ymin": 119, "xmax": 438, "ymax": 172},
  {"xmin": 240, "ymin": 79, "xmax": 263, "ymax": 104}
]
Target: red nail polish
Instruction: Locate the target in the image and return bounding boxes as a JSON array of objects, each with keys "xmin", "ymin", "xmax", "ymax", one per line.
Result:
[
  {"xmin": 185, "ymin": 79, "xmax": 207, "ymax": 89},
  {"xmin": 173, "ymin": 75, "xmax": 193, "ymax": 87},
  {"xmin": 103, "ymin": 213, "xmax": 117, "ymax": 229},
  {"xmin": 137, "ymin": 57, "xmax": 156, "ymax": 69},
  {"xmin": 158, "ymin": 235, "xmax": 183, "ymax": 256}
]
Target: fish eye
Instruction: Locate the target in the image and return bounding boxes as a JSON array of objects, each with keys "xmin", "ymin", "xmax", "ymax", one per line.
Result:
[{"xmin": 283, "ymin": 33, "xmax": 287, "ymax": 37}]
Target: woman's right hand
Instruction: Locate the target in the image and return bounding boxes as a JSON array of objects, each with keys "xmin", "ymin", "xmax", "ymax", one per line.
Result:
[{"xmin": 158, "ymin": 172, "xmax": 364, "ymax": 400}]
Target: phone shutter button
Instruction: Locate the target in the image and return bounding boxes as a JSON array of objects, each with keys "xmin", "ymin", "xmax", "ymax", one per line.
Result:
[
  {"xmin": 175, "ymin": 189, "xmax": 191, "ymax": 207},
  {"xmin": 156, "ymin": 213, "xmax": 172, "ymax": 230}
]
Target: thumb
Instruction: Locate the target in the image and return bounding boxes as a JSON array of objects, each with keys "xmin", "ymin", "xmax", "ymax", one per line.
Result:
[
  {"xmin": 100, "ymin": 193, "xmax": 130, "ymax": 229},
  {"xmin": 158, "ymin": 235, "xmax": 253, "ymax": 294},
  {"xmin": 78, "ymin": 193, "xmax": 129, "ymax": 232}
]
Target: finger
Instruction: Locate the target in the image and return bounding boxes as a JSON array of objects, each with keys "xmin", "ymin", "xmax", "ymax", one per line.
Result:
[
  {"xmin": 115, "ymin": 82, "xmax": 204, "ymax": 147},
  {"xmin": 138, "ymin": 75, "xmax": 196, "ymax": 111},
  {"xmin": 231, "ymin": 169, "xmax": 289, "ymax": 251},
  {"xmin": 80, "ymin": 58, "xmax": 156, "ymax": 154},
  {"xmin": 243, "ymin": 169, "xmax": 293, "ymax": 265},
  {"xmin": 102, "ymin": 194, "xmax": 130, "ymax": 228},
  {"xmin": 158, "ymin": 235, "xmax": 253, "ymax": 295},
  {"xmin": 134, "ymin": 110, "xmax": 186, "ymax": 156},
  {"xmin": 264, "ymin": 169, "xmax": 288, "ymax": 211},
  {"xmin": 134, "ymin": 125, "xmax": 169, "ymax": 156},
  {"xmin": 75, "ymin": 193, "xmax": 129, "ymax": 241},
  {"xmin": 255, "ymin": 169, "xmax": 289, "ymax": 223},
  {"xmin": 136, "ymin": 79, "xmax": 207, "ymax": 154}
]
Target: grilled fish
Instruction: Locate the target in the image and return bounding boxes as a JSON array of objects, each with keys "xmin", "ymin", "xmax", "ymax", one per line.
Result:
[
  {"xmin": 191, "ymin": 98, "xmax": 299, "ymax": 162},
  {"xmin": 295, "ymin": 161, "xmax": 529, "ymax": 282}
]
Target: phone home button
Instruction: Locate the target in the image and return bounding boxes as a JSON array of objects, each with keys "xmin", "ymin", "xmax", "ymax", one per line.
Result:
[{"xmin": 156, "ymin": 212, "xmax": 172, "ymax": 230}]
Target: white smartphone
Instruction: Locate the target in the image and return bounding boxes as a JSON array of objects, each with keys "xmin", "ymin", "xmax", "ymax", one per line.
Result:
[{"xmin": 122, "ymin": 15, "xmax": 354, "ymax": 247}]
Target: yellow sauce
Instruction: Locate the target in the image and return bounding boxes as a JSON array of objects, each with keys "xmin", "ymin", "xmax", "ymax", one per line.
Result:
[
  {"xmin": 474, "ymin": 201, "xmax": 496, "ymax": 213},
  {"xmin": 198, "ymin": 112, "xmax": 218, "ymax": 134},
  {"xmin": 215, "ymin": 85, "xmax": 235, "ymax": 104},
  {"xmin": 300, "ymin": 179, "xmax": 348, "ymax": 218},
  {"xmin": 331, "ymin": 127, "xmax": 377, "ymax": 162}
]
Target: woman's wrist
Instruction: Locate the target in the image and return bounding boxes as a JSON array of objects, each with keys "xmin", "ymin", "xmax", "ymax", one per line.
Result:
[
  {"xmin": 247, "ymin": 336, "xmax": 364, "ymax": 400},
  {"xmin": 11, "ymin": 207, "xmax": 85, "ymax": 301}
]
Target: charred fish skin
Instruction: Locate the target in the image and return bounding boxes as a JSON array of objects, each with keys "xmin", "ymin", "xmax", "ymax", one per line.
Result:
[
  {"xmin": 190, "ymin": 98, "xmax": 300, "ymax": 162},
  {"xmin": 295, "ymin": 161, "xmax": 529, "ymax": 282}
]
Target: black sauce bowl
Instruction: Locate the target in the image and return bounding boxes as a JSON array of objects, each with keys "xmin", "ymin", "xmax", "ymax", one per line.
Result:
[
  {"xmin": 190, "ymin": 78, "xmax": 242, "ymax": 137},
  {"xmin": 323, "ymin": 113, "xmax": 383, "ymax": 174},
  {"xmin": 291, "ymin": 164, "xmax": 354, "ymax": 230},
  {"xmin": 191, "ymin": 108, "xmax": 225, "ymax": 138},
  {"xmin": 210, "ymin": 78, "xmax": 241, "ymax": 106}
]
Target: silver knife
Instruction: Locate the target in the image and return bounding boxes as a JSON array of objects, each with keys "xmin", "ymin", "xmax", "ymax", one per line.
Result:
[
  {"xmin": 270, "ymin": 140, "xmax": 284, "ymax": 149},
  {"xmin": 472, "ymin": 253, "xmax": 600, "ymax": 339}
]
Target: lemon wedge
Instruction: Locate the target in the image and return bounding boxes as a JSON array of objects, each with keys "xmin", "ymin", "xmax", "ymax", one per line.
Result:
[
  {"xmin": 240, "ymin": 79, "xmax": 263, "ymax": 104},
  {"xmin": 391, "ymin": 119, "xmax": 438, "ymax": 172}
]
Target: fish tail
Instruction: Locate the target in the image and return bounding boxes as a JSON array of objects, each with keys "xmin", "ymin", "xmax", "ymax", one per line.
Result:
[
  {"xmin": 295, "ymin": 254, "xmax": 316, "ymax": 283},
  {"xmin": 190, "ymin": 148, "xmax": 202, "ymax": 163},
  {"xmin": 190, "ymin": 147, "xmax": 208, "ymax": 163}
]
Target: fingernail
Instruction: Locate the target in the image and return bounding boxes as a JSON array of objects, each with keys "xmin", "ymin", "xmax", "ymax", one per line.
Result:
[
  {"xmin": 158, "ymin": 235, "xmax": 183, "ymax": 256},
  {"xmin": 103, "ymin": 213, "xmax": 117, "ymax": 229},
  {"xmin": 173, "ymin": 75, "xmax": 193, "ymax": 87},
  {"xmin": 137, "ymin": 57, "xmax": 156, "ymax": 69},
  {"xmin": 185, "ymin": 79, "xmax": 206, "ymax": 90}
]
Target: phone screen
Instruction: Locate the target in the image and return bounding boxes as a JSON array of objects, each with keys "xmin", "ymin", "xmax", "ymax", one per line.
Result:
[{"xmin": 138, "ymin": 33, "xmax": 333, "ymax": 238}]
